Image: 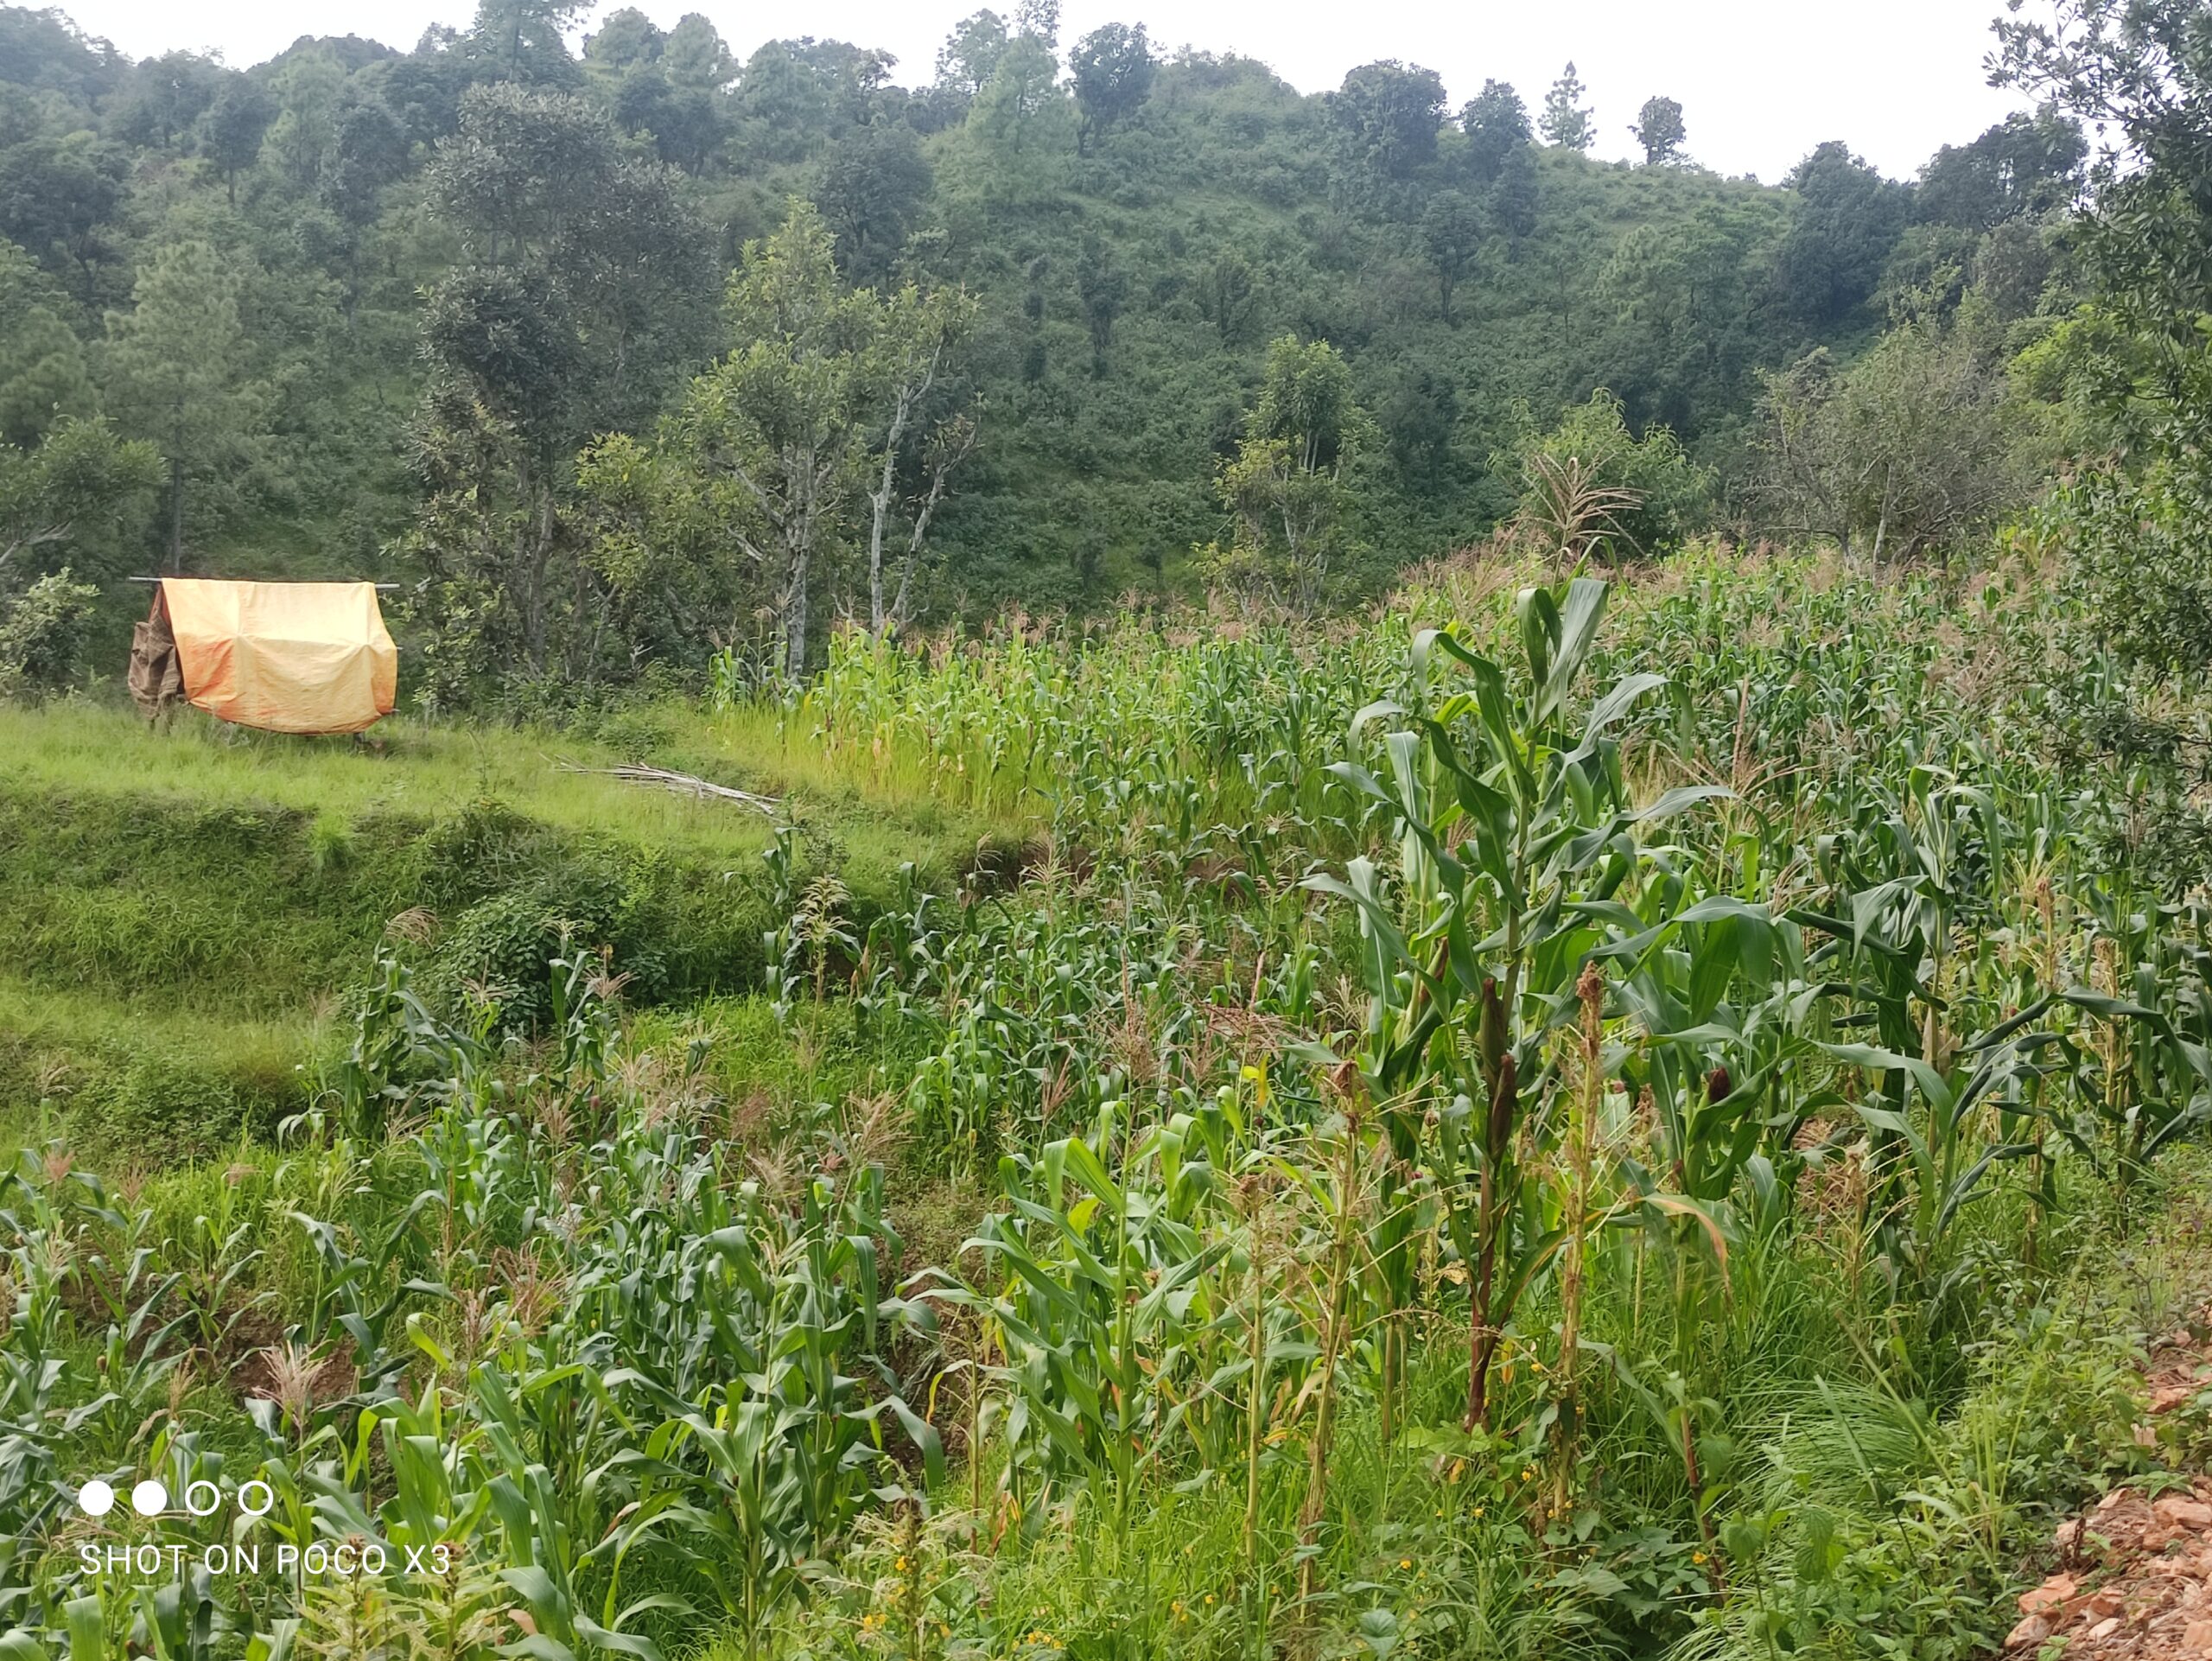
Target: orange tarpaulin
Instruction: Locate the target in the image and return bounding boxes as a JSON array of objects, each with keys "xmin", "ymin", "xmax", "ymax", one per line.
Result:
[{"xmin": 159, "ymin": 579, "xmax": 397, "ymax": 735}]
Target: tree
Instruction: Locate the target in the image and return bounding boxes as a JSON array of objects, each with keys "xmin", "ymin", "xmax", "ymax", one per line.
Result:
[
  {"xmin": 1185, "ymin": 251, "xmax": 1257, "ymax": 347},
  {"xmin": 613, "ymin": 64, "xmax": 724, "ymax": 174},
  {"xmin": 323, "ymin": 96, "xmax": 410, "ymax": 326},
  {"xmin": 405, "ymin": 85, "xmax": 712, "ymax": 691},
  {"xmin": 662, "ymin": 14, "xmax": 734, "ymax": 90},
  {"xmin": 1774, "ymin": 142, "xmax": 1909, "ymax": 325},
  {"xmin": 1630, "ymin": 96, "xmax": 1686, "ymax": 166},
  {"xmin": 1916, "ymin": 108, "xmax": 2086, "ymax": 232},
  {"xmin": 1994, "ymin": 0, "xmax": 2212, "ymax": 675},
  {"xmin": 202, "ymin": 74, "xmax": 276, "ymax": 207},
  {"xmin": 957, "ymin": 28, "xmax": 1073, "ymax": 202},
  {"xmin": 1588, "ymin": 206, "xmax": 1772, "ymax": 436},
  {"xmin": 1459, "ymin": 80, "xmax": 1529, "ymax": 183},
  {"xmin": 1493, "ymin": 143, "xmax": 1540, "ymax": 252},
  {"xmin": 670, "ymin": 202, "xmax": 884, "ymax": 679},
  {"xmin": 1206, "ymin": 334, "xmax": 1374, "ymax": 612},
  {"xmin": 1328, "ymin": 60, "xmax": 1446, "ymax": 188},
  {"xmin": 264, "ymin": 49, "xmax": 345, "ymax": 190},
  {"xmin": 935, "ymin": 10, "xmax": 1009, "ymax": 103},
  {"xmin": 109, "ymin": 51, "xmax": 221, "ymax": 153},
  {"xmin": 424, "ymin": 83, "xmax": 711, "ymax": 433},
  {"xmin": 1076, "ymin": 232, "xmax": 1128, "ymax": 375},
  {"xmin": 1540, "ymin": 62, "xmax": 1593, "ymax": 151},
  {"xmin": 582, "ymin": 6, "xmax": 663, "ymax": 73},
  {"xmin": 862, "ymin": 284, "xmax": 980, "ymax": 635},
  {"xmin": 0, "ymin": 130, "xmax": 130, "ymax": 305},
  {"xmin": 1500, "ymin": 389, "xmax": 1709, "ymax": 557},
  {"xmin": 0, "ymin": 241, "xmax": 92, "ymax": 449},
  {"xmin": 468, "ymin": 0, "xmax": 588, "ymax": 84},
  {"xmin": 101, "ymin": 239, "xmax": 269, "ymax": 570},
  {"xmin": 816, "ymin": 124, "xmax": 932, "ymax": 279},
  {"xmin": 1753, "ymin": 328, "xmax": 2019, "ymax": 560},
  {"xmin": 1382, "ymin": 366, "xmax": 1457, "ymax": 487},
  {"xmin": 0, "ymin": 417, "xmax": 160, "ymax": 694},
  {"xmin": 1069, "ymin": 22, "xmax": 1155, "ymax": 154},
  {"xmin": 1421, "ymin": 188, "xmax": 1482, "ymax": 323}
]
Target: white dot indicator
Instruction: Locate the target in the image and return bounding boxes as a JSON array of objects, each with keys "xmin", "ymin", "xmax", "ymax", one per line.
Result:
[
  {"xmin": 130, "ymin": 1480, "xmax": 168, "ymax": 1517},
  {"xmin": 78, "ymin": 1480, "xmax": 116, "ymax": 1518}
]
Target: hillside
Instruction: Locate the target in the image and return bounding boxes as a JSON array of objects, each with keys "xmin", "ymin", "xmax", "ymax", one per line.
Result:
[{"xmin": 0, "ymin": 2, "xmax": 2080, "ymax": 666}]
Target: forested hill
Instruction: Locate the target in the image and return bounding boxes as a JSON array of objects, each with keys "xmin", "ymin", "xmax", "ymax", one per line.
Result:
[{"xmin": 0, "ymin": 0, "xmax": 2081, "ymax": 676}]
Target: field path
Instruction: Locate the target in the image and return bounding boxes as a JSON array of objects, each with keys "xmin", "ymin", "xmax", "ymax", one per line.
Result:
[{"xmin": 2009, "ymin": 1321, "xmax": 2212, "ymax": 1658}]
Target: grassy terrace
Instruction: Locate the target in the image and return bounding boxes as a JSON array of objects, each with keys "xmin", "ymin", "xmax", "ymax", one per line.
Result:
[{"xmin": 0, "ymin": 699, "xmax": 1012, "ymax": 1155}]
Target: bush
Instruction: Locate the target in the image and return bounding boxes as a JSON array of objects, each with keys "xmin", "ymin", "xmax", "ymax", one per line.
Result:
[{"xmin": 1500, "ymin": 389, "xmax": 1712, "ymax": 557}]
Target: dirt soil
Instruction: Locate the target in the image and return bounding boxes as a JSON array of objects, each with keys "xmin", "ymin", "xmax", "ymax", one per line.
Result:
[{"xmin": 2008, "ymin": 1333, "xmax": 2212, "ymax": 1657}]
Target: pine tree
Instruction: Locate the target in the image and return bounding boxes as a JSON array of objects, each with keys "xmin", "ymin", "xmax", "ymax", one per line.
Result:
[
  {"xmin": 1541, "ymin": 62, "xmax": 1594, "ymax": 151},
  {"xmin": 101, "ymin": 240, "xmax": 268, "ymax": 570}
]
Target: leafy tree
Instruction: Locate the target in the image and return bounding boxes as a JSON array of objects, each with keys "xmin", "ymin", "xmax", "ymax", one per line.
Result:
[
  {"xmin": 1994, "ymin": 0, "xmax": 2212, "ymax": 675},
  {"xmin": 612, "ymin": 63, "xmax": 723, "ymax": 174},
  {"xmin": 664, "ymin": 201, "xmax": 884, "ymax": 678},
  {"xmin": 202, "ymin": 74, "xmax": 276, "ymax": 207},
  {"xmin": 935, "ymin": 10, "xmax": 1010, "ymax": 103},
  {"xmin": 1204, "ymin": 251, "xmax": 1262, "ymax": 345},
  {"xmin": 109, "ymin": 50, "xmax": 221, "ymax": 152},
  {"xmin": 424, "ymin": 82, "xmax": 709, "ymax": 430},
  {"xmin": 663, "ymin": 14, "xmax": 734, "ymax": 90},
  {"xmin": 1630, "ymin": 96, "xmax": 1686, "ymax": 166},
  {"xmin": 1459, "ymin": 79, "xmax": 1529, "ymax": 183},
  {"xmin": 264, "ymin": 48, "xmax": 345, "ymax": 190},
  {"xmin": 1069, "ymin": 22, "xmax": 1155, "ymax": 155},
  {"xmin": 1774, "ymin": 142, "xmax": 1909, "ymax": 325},
  {"xmin": 1075, "ymin": 232, "xmax": 1129, "ymax": 376},
  {"xmin": 582, "ymin": 6, "xmax": 663, "ymax": 73},
  {"xmin": 100, "ymin": 239, "xmax": 269, "ymax": 570},
  {"xmin": 0, "ymin": 240, "xmax": 92, "ymax": 449},
  {"xmin": 1916, "ymin": 108, "xmax": 2085, "ymax": 231},
  {"xmin": 1493, "ymin": 142, "xmax": 1540, "ymax": 251},
  {"xmin": 323, "ymin": 96, "xmax": 410, "ymax": 324},
  {"xmin": 817, "ymin": 124, "xmax": 931, "ymax": 279},
  {"xmin": 862, "ymin": 284, "xmax": 980, "ymax": 634},
  {"xmin": 1753, "ymin": 327, "xmax": 2020, "ymax": 559},
  {"xmin": 1328, "ymin": 60, "xmax": 1446, "ymax": 188},
  {"xmin": 1592, "ymin": 206, "xmax": 1775, "ymax": 436},
  {"xmin": 405, "ymin": 85, "xmax": 711, "ymax": 690},
  {"xmin": 0, "ymin": 417, "xmax": 159, "ymax": 693},
  {"xmin": 1382, "ymin": 365, "xmax": 1458, "ymax": 487},
  {"xmin": 1206, "ymin": 334, "xmax": 1374, "ymax": 612},
  {"xmin": 0, "ymin": 130, "xmax": 129, "ymax": 304},
  {"xmin": 469, "ymin": 0, "xmax": 588, "ymax": 84},
  {"xmin": 1540, "ymin": 62, "xmax": 1593, "ymax": 150},
  {"xmin": 1421, "ymin": 188, "xmax": 1482, "ymax": 323},
  {"xmin": 957, "ymin": 28, "xmax": 1072, "ymax": 203}
]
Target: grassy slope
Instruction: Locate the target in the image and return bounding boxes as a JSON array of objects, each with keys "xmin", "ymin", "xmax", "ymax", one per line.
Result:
[{"xmin": 0, "ymin": 698, "xmax": 1016, "ymax": 1156}]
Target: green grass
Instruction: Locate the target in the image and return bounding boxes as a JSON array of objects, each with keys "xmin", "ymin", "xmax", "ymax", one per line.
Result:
[
  {"xmin": 0, "ymin": 699, "xmax": 1010, "ymax": 874},
  {"xmin": 0, "ymin": 697, "xmax": 1019, "ymax": 1157}
]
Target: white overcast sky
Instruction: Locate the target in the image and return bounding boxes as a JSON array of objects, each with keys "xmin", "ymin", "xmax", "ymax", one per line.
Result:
[{"xmin": 57, "ymin": 0, "xmax": 2031, "ymax": 183}]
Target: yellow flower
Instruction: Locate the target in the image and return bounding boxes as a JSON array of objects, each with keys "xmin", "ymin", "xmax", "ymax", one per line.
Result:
[
  {"xmin": 1242, "ymin": 1061, "xmax": 1271, "ymax": 1109},
  {"xmin": 1398, "ymin": 1559, "xmax": 1412, "ymax": 1570},
  {"xmin": 1693, "ymin": 1550, "xmax": 1708, "ymax": 1564},
  {"xmin": 1205, "ymin": 1594, "xmax": 1215, "ymax": 1605},
  {"xmin": 894, "ymin": 1555, "xmax": 908, "ymax": 1571}
]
